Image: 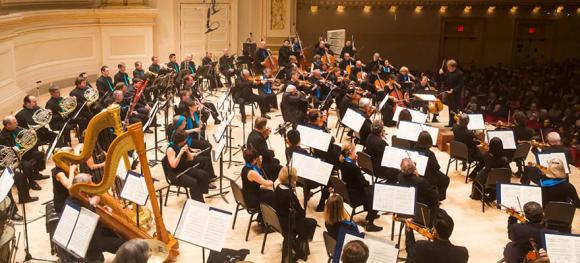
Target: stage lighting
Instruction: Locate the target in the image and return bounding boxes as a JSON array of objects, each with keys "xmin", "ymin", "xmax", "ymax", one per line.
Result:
[
  {"xmin": 532, "ymin": 6, "xmax": 541, "ymax": 14},
  {"xmin": 555, "ymin": 6, "xmax": 564, "ymax": 14},
  {"xmin": 487, "ymin": 6, "xmax": 496, "ymax": 14},
  {"xmin": 310, "ymin": 5, "xmax": 318, "ymax": 13},
  {"xmin": 510, "ymin": 6, "xmax": 518, "ymax": 14},
  {"xmin": 363, "ymin": 5, "xmax": 372, "ymax": 13},
  {"xmin": 337, "ymin": 5, "xmax": 345, "ymax": 13},
  {"xmin": 415, "ymin": 6, "xmax": 423, "ymax": 13},
  {"xmin": 440, "ymin": 6, "xmax": 447, "ymax": 13},
  {"xmin": 389, "ymin": 5, "xmax": 397, "ymax": 13},
  {"xmin": 464, "ymin": 6, "xmax": 472, "ymax": 14}
]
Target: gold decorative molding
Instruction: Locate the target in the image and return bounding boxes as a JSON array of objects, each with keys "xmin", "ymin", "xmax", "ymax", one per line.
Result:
[
  {"xmin": 297, "ymin": 0, "xmax": 580, "ymax": 7},
  {"xmin": 271, "ymin": 0, "xmax": 286, "ymax": 30}
]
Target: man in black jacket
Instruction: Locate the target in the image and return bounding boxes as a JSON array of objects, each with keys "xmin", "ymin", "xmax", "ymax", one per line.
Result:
[
  {"xmin": 406, "ymin": 209, "xmax": 469, "ymax": 263},
  {"xmin": 45, "ymin": 87, "xmax": 71, "ymax": 147},
  {"xmin": 114, "ymin": 63, "xmax": 131, "ymax": 86},
  {"xmin": 280, "ymin": 84, "xmax": 307, "ymax": 125},
  {"xmin": 439, "ymin": 59, "xmax": 464, "ymax": 127},
  {"xmin": 503, "ymin": 201, "xmax": 546, "ymax": 263},
  {"xmin": 218, "ymin": 48, "xmax": 235, "ymax": 87},
  {"xmin": 181, "ymin": 54, "xmax": 196, "ymax": 75},
  {"xmin": 69, "ymin": 77, "xmax": 94, "ymax": 140},
  {"xmin": 15, "ymin": 95, "xmax": 56, "ymax": 146},
  {"xmin": 247, "ymin": 117, "xmax": 281, "ymax": 181},
  {"xmin": 232, "ymin": 69, "xmax": 269, "ymax": 122},
  {"xmin": 96, "ymin": 66, "xmax": 114, "ymax": 100},
  {"xmin": 364, "ymin": 120, "xmax": 398, "ymax": 183},
  {"xmin": 148, "ymin": 56, "xmax": 161, "ymax": 73}
]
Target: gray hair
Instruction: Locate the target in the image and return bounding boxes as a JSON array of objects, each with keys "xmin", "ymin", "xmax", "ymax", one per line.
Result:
[
  {"xmin": 358, "ymin": 97, "xmax": 371, "ymax": 108},
  {"xmin": 285, "ymin": 84, "xmax": 297, "ymax": 93},
  {"xmin": 2, "ymin": 116, "xmax": 15, "ymax": 126},
  {"xmin": 546, "ymin": 132, "xmax": 561, "ymax": 145}
]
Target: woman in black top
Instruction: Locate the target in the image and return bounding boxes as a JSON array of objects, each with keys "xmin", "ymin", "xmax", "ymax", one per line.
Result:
[
  {"xmin": 240, "ymin": 148, "xmax": 274, "ymax": 209},
  {"xmin": 324, "ymin": 194, "xmax": 359, "ymax": 240},
  {"xmin": 512, "ymin": 111, "xmax": 534, "ymax": 176},
  {"xmin": 414, "ymin": 131, "xmax": 450, "ymax": 201},
  {"xmin": 540, "ymin": 159, "xmax": 580, "ymax": 209},
  {"xmin": 364, "ymin": 120, "xmax": 398, "ymax": 183},
  {"xmin": 164, "ymin": 130, "xmax": 211, "ymax": 203},
  {"xmin": 339, "ymin": 142, "xmax": 382, "ymax": 232},
  {"xmin": 181, "ymin": 100, "xmax": 212, "ymax": 158},
  {"xmin": 470, "ymin": 137, "xmax": 510, "ymax": 201},
  {"xmin": 274, "ymin": 166, "xmax": 317, "ymax": 261}
]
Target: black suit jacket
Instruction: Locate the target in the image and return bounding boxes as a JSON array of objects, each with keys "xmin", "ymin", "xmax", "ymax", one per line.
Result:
[
  {"xmin": 340, "ymin": 161, "xmax": 370, "ymax": 201},
  {"xmin": 247, "ymin": 130, "xmax": 275, "ymax": 164},
  {"xmin": 452, "ymin": 126, "xmax": 479, "ymax": 159},
  {"xmin": 397, "ymin": 173, "xmax": 439, "ymax": 208},
  {"xmin": 410, "ymin": 239, "xmax": 468, "ymax": 263},
  {"xmin": 46, "ymin": 97, "xmax": 66, "ymax": 130},
  {"xmin": 96, "ymin": 76, "xmax": 114, "ymax": 98},
  {"xmin": 364, "ymin": 133, "xmax": 387, "ymax": 169},
  {"xmin": 232, "ymin": 78, "xmax": 255, "ymax": 101},
  {"xmin": 114, "ymin": 72, "xmax": 130, "ymax": 85}
]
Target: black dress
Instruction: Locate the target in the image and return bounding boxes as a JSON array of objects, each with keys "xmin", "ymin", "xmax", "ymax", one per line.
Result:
[
  {"xmin": 340, "ymin": 159, "xmax": 377, "ymax": 220},
  {"xmin": 414, "ymin": 147, "xmax": 450, "ymax": 200},
  {"xmin": 162, "ymin": 144, "xmax": 210, "ymax": 203},
  {"xmin": 240, "ymin": 165, "xmax": 274, "ymax": 209},
  {"xmin": 274, "ymin": 184, "xmax": 317, "ymax": 241}
]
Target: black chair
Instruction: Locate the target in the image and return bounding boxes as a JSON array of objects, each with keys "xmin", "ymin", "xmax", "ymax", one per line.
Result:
[
  {"xmin": 391, "ymin": 136, "xmax": 412, "ymax": 150},
  {"xmin": 335, "ymin": 116, "xmax": 351, "ymax": 143},
  {"xmin": 230, "ymin": 179, "xmax": 261, "ymax": 241},
  {"xmin": 161, "ymin": 157, "xmax": 190, "ymax": 206},
  {"xmin": 259, "ymin": 203, "xmax": 284, "ymax": 254},
  {"xmin": 329, "ymin": 177, "xmax": 364, "ymax": 221},
  {"xmin": 544, "ymin": 201, "xmax": 576, "ymax": 233},
  {"xmin": 356, "ymin": 151, "xmax": 375, "ymax": 183},
  {"xmin": 473, "ymin": 168, "xmax": 511, "ymax": 212},
  {"xmin": 323, "ymin": 231, "xmax": 336, "ymax": 263},
  {"xmin": 446, "ymin": 141, "xmax": 478, "ymax": 183}
]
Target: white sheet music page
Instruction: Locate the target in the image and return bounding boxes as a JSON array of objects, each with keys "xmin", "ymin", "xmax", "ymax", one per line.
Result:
[
  {"xmin": 202, "ymin": 208, "xmax": 233, "ymax": 251},
  {"xmin": 120, "ymin": 171, "xmax": 149, "ymax": 206},
  {"xmin": 341, "ymin": 233, "xmax": 398, "ymax": 263},
  {"xmin": 420, "ymin": 124, "xmax": 439, "ymax": 145},
  {"xmin": 0, "ymin": 168, "xmax": 15, "ymax": 201},
  {"xmin": 396, "ymin": 121, "xmax": 421, "ymax": 142},
  {"xmin": 544, "ymin": 233, "xmax": 580, "ymax": 263},
  {"xmin": 487, "ymin": 130, "xmax": 516, "ymax": 149},
  {"xmin": 373, "ymin": 183, "xmax": 415, "ymax": 215},
  {"xmin": 292, "ymin": 152, "xmax": 333, "ymax": 185},
  {"xmin": 499, "ymin": 184, "xmax": 542, "ymax": 210},
  {"xmin": 342, "ymin": 108, "xmax": 366, "ymax": 133},
  {"xmin": 380, "ymin": 147, "xmax": 427, "ymax": 175},
  {"xmin": 378, "ymin": 94, "xmax": 390, "ymax": 111},
  {"xmin": 175, "ymin": 199, "xmax": 209, "ymax": 246},
  {"xmin": 467, "ymin": 114, "xmax": 485, "ymax": 130},
  {"xmin": 296, "ymin": 125, "xmax": 332, "ymax": 152},
  {"xmin": 52, "ymin": 203, "xmax": 80, "ymax": 249},
  {"xmin": 392, "ymin": 107, "xmax": 427, "ymax": 124},
  {"xmin": 67, "ymin": 207, "xmax": 100, "ymax": 258},
  {"xmin": 537, "ymin": 152, "xmax": 570, "ymax": 174}
]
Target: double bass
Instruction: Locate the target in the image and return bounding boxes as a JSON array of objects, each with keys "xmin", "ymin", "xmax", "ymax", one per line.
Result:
[{"xmin": 263, "ymin": 49, "xmax": 279, "ymax": 74}]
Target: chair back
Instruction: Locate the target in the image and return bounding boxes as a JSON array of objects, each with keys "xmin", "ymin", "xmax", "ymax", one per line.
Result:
[
  {"xmin": 512, "ymin": 143, "xmax": 531, "ymax": 161},
  {"xmin": 230, "ymin": 179, "xmax": 248, "ymax": 209},
  {"xmin": 392, "ymin": 136, "xmax": 411, "ymax": 150},
  {"xmin": 356, "ymin": 151, "xmax": 374, "ymax": 176},
  {"xmin": 414, "ymin": 202, "xmax": 431, "ymax": 228},
  {"xmin": 260, "ymin": 203, "xmax": 283, "ymax": 234},
  {"xmin": 450, "ymin": 141, "xmax": 469, "ymax": 161},
  {"xmin": 161, "ymin": 156, "xmax": 173, "ymax": 185},
  {"xmin": 323, "ymin": 231, "xmax": 336, "ymax": 258},
  {"xmin": 484, "ymin": 168, "xmax": 511, "ymax": 188},
  {"xmin": 329, "ymin": 177, "xmax": 351, "ymax": 205},
  {"xmin": 544, "ymin": 201, "xmax": 576, "ymax": 225}
]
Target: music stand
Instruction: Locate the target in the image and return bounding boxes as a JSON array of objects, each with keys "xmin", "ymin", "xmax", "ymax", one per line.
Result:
[
  {"xmin": 243, "ymin": 43, "xmax": 257, "ymax": 58},
  {"xmin": 206, "ymin": 130, "xmax": 231, "ymax": 203},
  {"xmin": 221, "ymin": 112, "xmax": 242, "ymax": 168},
  {"xmin": 144, "ymin": 100, "xmax": 164, "ymax": 167}
]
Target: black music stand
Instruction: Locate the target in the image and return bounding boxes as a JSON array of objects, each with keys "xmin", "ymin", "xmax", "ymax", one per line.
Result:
[
  {"xmin": 206, "ymin": 131, "xmax": 231, "ymax": 203},
  {"xmin": 221, "ymin": 113, "xmax": 242, "ymax": 168},
  {"xmin": 144, "ymin": 100, "xmax": 164, "ymax": 167}
]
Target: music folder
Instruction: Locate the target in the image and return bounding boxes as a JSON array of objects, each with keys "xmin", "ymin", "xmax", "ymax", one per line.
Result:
[
  {"xmin": 396, "ymin": 121, "xmax": 439, "ymax": 144},
  {"xmin": 467, "ymin": 114, "xmax": 486, "ymax": 130},
  {"xmin": 380, "ymin": 146, "xmax": 428, "ymax": 176},
  {"xmin": 543, "ymin": 232, "xmax": 580, "ymax": 263},
  {"xmin": 373, "ymin": 183, "xmax": 416, "ymax": 216},
  {"xmin": 0, "ymin": 168, "xmax": 14, "ymax": 202},
  {"xmin": 486, "ymin": 130, "xmax": 516, "ymax": 150},
  {"xmin": 536, "ymin": 152, "xmax": 570, "ymax": 174},
  {"xmin": 333, "ymin": 228, "xmax": 399, "ymax": 263},
  {"xmin": 52, "ymin": 201, "xmax": 100, "ymax": 259},
  {"xmin": 296, "ymin": 125, "xmax": 332, "ymax": 152},
  {"xmin": 392, "ymin": 107, "xmax": 427, "ymax": 124},
  {"xmin": 120, "ymin": 171, "xmax": 149, "ymax": 206},
  {"xmin": 496, "ymin": 183, "xmax": 542, "ymax": 211},
  {"xmin": 291, "ymin": 152, "xmax": 333, "ymax": 185},
  {"xmin": 342, "ymin": 108, "xmax": 366, "ymax": 133},
  {"xmin": 174, "ymin": 199, "xmax": 232, "ymax": 252}
]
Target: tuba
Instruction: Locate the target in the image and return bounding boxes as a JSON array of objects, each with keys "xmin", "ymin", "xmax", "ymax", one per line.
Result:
[
  {"xmin": 60, "ymin": 96, "xmax": 78, "ymax": 118},
  {"xmin": 84, "ymin": 88, "xmax": 99, "ymax": 105}
]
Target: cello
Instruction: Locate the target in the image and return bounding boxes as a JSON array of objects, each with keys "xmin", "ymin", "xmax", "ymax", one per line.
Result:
[{"xmin": 262, "ymin": 49, "xmax": 279, "ymax": 74}]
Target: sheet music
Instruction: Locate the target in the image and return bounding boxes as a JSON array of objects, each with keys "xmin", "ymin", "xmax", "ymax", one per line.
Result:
[
  {"xmin": 537, "ymin": 152, "xmax": 570, "ymax": 174},
  {"xmin": 467, "ymin": 114, "xmax": 486, "ymax": 130},
  {"xmin": 342, "ymin": 108, "xmax": 366, "ymax": 133},
  {"xmin": 67, "ymin": 207, "xmax": 99, "ymax": 258},
  {"xmin": 0, "ymin": 168, "xmax": 14, "ymax": 201},
  {"xmin": 396, "ymin": 121, "xmax": 438, "ymax": 144},
  {"xmin": 379, "ymin": 95, "xmax": 390, "ymax": 111},
  {"xmin": 341, "ymin": 233, "xmax": 398, "ymax": 263},
  {"xmin": 544, "ymin": 233, "xmax": 580, "ymax": 263},
  {"xmin": 412, "ymin": 94, "xmax": 438, "ymax": 102},
  {"xmin": 392, "ymin": 107, "xmax": 428, "ymax": 124},
  {"xmin": 52, "ymin": 203, "xmax": 80, "ymax": 248},
  {"xmin": 296, "ymin": 125, "xmax": 332, "ymax": 152},
  {"xmin": 373, "ymin": 183, "xmax": 415, "ymax": 215},
  {"xmin": 291, "ymin": 152, "xmax": 333, "ymax": 185},
  {"xmin": 120, "ymin": 171, "xmax": 149, "ymax": 206},
  {"xmin": 498, "ymin": 184, "xmax": 542, "ymax": 210},
  {"xmin": 174, "ymin": 199, "xmax": 232, "ymax": 252},
  {"xmin": 487, "ymin": 130, "xmax": 516, "ymax": 149},
  {"xmin": 142, "ymin": 101, "xmax": 160, "ymax": 131},
  {"xmin": 380, "ymin": 147, "xmax": 428, "ymax": 176}
]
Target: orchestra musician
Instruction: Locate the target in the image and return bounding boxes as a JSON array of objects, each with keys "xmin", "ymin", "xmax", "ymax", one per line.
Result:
[
  {"xmin": 452, "ymin": 113, "xmax": 484, "ymax": 179},
  {"xmin": 45, "ymin": 86, "xmax": 72, "ymax": 147},
  {"xmin": 247, "ymin": 117, "xmax": 282, "ymax": 181},
  {"xmin": 167, "ymin": 53, "xmax": 180, "ymax": 73},
  {"xmin": 274, "ymin": 166, "xmax": 317, "ymax": 261},
  {"xmin": 284, "ymin": 129, "xmax": 322, "ymax": 206},
  {"xmin": 356, "ymin": 98, "xmax": 373, "ymax": 143},
  {"xmin": 397, "ymin": 66, "xmax": 415, "ymax": 90},
  {"xmin": 278, "ymin": 39, "xmax": 292, "ymax": 67},
  {"xmin": 503, "ymin": 201, "xmax": 546, "ymax": 263},
  {"xmin": 324, "ymin": 194, "xmax": 360, "ymax": 240},
  {"xmin": 367, "ymin": 53, "xmax": 382, "ymax": 72},
  {"xmin": 339, "ymin": 53, "xmax": 355, "ymax": 72},
  {"xmin": 254, "ymin": 41, "xmax": 270, "ymax": 74},
  {"xmin": 112, "ymin": 90, "xmax": 145, "ymax": 125},
  {"xmin": 96, "ymin": 65, "xmax": 114, "ymax": 99},
  {"xmin": 255, "ymin": 68, "xmax": 278, "ymax": 112},
  {"xmin": 313, "ymin": 40, "xmax": 334, "ymax": 58},
  {"xmin": 311, "ymin": 55, "xmax": 323, "ymax": 71},
  {"xmin": 148, "ymin": 55, "xmax": 161, "ymax": 73},
  {"xmin": 397, "ymin": 158, "xmax": 440, "ymax": 212},
  {"xmin": 184, "ymin": 75, "xmax": 221, "ymax": 124},
  {"xmin": 218, "ymin": 48, "xmax": 235, "ymax": 87},
  {"xmin": 340, "ymin": 40, "xmax": 356, "ymax": 60},
  {"xmin": 536, "ymin": 159, "xmax": 580, "ymax": 211},
  {"xmin": 364, "ymin": 120, "xmax": 399, "ymax": 183},
  {"xmin": 521, "ymin": 132, "xmax": 572, "ymax": 185},
  {"xmin": 339, "ymin": 142, "xmax": 382, "ymax": 232},
  {"xmin": 241, "ymin": 148, "xmax": 275, "ymax": 223},
  {"xmin": 414, "ymin": 131, "xmax": 450, "ymax": 200},
  {"xmin": 164, "ymin": 130, "xmax": 214, "ymax": 203},
  {"xmin": 469, "ymin": 137, "xmax": 510, "ymax": 201},
  {"xmin": 132, "ymin": 61, "xmax": 145, "ymax": 79},
  {"xmin": 181, "ymin": 54, "xmax": 196, "ymax": 75},
  {"xmin": 232, "ymin": 69, "xmax": 270, "ymax": 122},
  {"xmin": 439, "ymin": 59, "xmax": 464, "ymax": 127},
  {"xmin": 15, "ymin": 95, "xmax": 56, "ymax": 145},
  {"xmin": 511, "ymin": 111, "xmax": 534, "ymax": 175},
  {"xmin": 380, "ymin": 59, "xmax": 397, "ymax": 77},
  {"xmin": 69, "ymin": 76, "xmax": 94, "ymax": 141},
  {"xmin": 405, "ymin": 209, "xmax": 469, "ymax": 263},
  {"xmin": 114, "ymin": 63, "xmax": 131, "ymax": 86},
  {"xmin": 181, "ymin": 100, "xmax": 213, "ymax": 159},
  {"xmin": 281, "ymin": 84, "xmax": 308, "ymax": 125},
  {"xmin": 349, "ymin": 60, "xmax": 365, "ymax": 82}
]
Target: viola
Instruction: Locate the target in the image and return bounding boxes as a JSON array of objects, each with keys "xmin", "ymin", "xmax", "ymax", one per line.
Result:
[
  {"xmin": 493, "ymin": 202, "xmax": 527, "ymax": 223},
  {"xmin": 393, "ymin": 215, "xmax": 434, "ymax": 239}
]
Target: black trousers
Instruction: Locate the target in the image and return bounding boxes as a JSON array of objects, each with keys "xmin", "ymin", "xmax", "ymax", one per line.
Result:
[
  {"xmin": 12, "ymin": 170, "xmax": 30, "ymax": 201},
  {"xmin": 21, "ymin": 149, "xmax": 46, "ymax": 180},
  {"xmin": 425, "ymin": 171, "xmax": 450, "ymax": 200},
  {"xmin": 189, "ymin": 138, "xmax": 213, "ymax": 159},
  {"xmin": 170, "ymin": 165, "xmax": 210, "ymax": 203},
  {"xmin": 258, "ymin": 93, "xmax": 278, "ymax": 111},
  {"xmin": 235, "ymin": 95, "xmax": 268, "ymax": 119},
  {"xmin": 201, "ymin": 101, "xmax": 220, "ymax": 123}
]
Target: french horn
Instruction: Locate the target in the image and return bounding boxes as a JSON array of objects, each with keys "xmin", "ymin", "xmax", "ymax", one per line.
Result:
[
  {"xmin": 60, "ymin": 96, "xmax": 78, "ymax": 118},
  {"xmin": 0, "ymin": 128, "xmax": 38, "ymax": 169},
  {"xmin": 84, "ymin": 88, "xmax": 99, "ymax": 105},
  {"xmin": 29, "ymin": 108, "xmax": 52, "ymax": 130}
]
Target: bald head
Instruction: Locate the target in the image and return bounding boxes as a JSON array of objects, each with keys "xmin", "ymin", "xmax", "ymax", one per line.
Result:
[{"xmin": 2, "ymin": 116, "xmax": 17, "ymax": 130}]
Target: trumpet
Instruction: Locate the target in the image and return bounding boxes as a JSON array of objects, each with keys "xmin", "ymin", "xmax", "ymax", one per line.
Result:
[{"xmin": 84, "ymin": 88, "xmax": 99, "ymax": 105}]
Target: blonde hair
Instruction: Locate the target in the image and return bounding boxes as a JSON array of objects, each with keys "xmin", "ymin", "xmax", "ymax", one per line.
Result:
[
  {"xmin": 278, "ymin": 166, "xmax": 297, "ymax": 186},
  {"xmin": 324, "ymin": 194, "xmax": 349, "ymax": 225},
  {"xmin": 339, "ymin": 142, "xmax": 355, "ymax": 163}
]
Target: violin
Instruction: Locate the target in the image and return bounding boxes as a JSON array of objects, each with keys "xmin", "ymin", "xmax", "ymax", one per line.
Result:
[
  {"xmin": 493, "ymin": 202, "xmax": 527, "ymax": 223},
  {"xmin": 524, "ymin": 238, "xmax": 540, "ymax": 263},
  {"xmin": 393, "ymin": 215, "xmax": 434, "ymax": 239},
  {"xmin": 526, "ymin": 162, "xmax": 550, "ymax": 175},
  {"xmin": 529, "ymin": 139, "xmax": 549, "ymax": 149}
]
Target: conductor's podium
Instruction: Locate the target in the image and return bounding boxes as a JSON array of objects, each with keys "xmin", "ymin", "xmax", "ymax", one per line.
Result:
[{"xmin": 437, "ymin": 129, "xmax": 454, "ymax": 154}]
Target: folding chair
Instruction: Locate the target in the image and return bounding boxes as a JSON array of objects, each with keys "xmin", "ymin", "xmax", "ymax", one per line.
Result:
[
  {"xmin": 329, "ymin": 177, "xmax": 364, "ymax": 221},
  {"xmin": 259, "ymin": 203, "xmax": 284, "ymax": 254},
  {"xmin": 323, "ymin": 231, "xmax": 336, "ymax": 263},
  {"xmin": 446, "ymin": 141, "xmax": 478, "ymax": 183},
  {"xmin": 357, "ymin": 151, "xmax": 376, "ymax": 183},
  {"xmin": 473, "ymin": 168, "xmax": 511, "ymax": 212},
  {"xmin": 391, "ymin": 136, "xmax": 412, "ymax": 150},
  {"xmin": 511, "ymin": 142, "xmax": 531, "ymax": 176},
  {"xmin": 544, "ymin": 201, "xmax": 576, "ymax": 233},
  {"xmin": 161, "ymin": 157, "xmax": 190, "ymax": 206},
  {"xmin": 230, "ymin": 179, "xmax": 261, "ymax": 241}
]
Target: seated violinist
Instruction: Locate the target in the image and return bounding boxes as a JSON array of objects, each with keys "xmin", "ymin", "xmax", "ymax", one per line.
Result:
[
  {"xmin": 414, "ymin": 131, "xmax": 450, "ymax": 200},
  {"xmin": 247, "ymin": 117, "xmax": 282, "ymax": 181},
  {"xmin": 470, "ymin": 137, "xmax": 510, "ymax": 202},
  {"xmin": 355, "ymin": 98, "xmax": 373, "ymax": 143},
  {"xmin": 280, "ymin": 84, "xmax": 308, "ymax": 125},
  {"xmin": 521, "ymin": 132, "xmax": 572, "ymax": 185},
  {"xmin": 452, "ymin": 113, "xmax": 484, "ymax": 179},
  {"xmin": 364, "ymin": 120, "xmax": 398, "ymax": 183},
  {"xmin": 397, "ymin": 158, "xmax": 440, "ymax": 212},
  {"xmin": 538, "ymin": 159, "xmax": 580, "ymax": 210},
  {"xmin": 503, "ymin": 201, "xmax": 546, "ymax": 263},
  {"xmin": 256, "ymin": 68, "xmax": 278, "ymax": 112}
]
